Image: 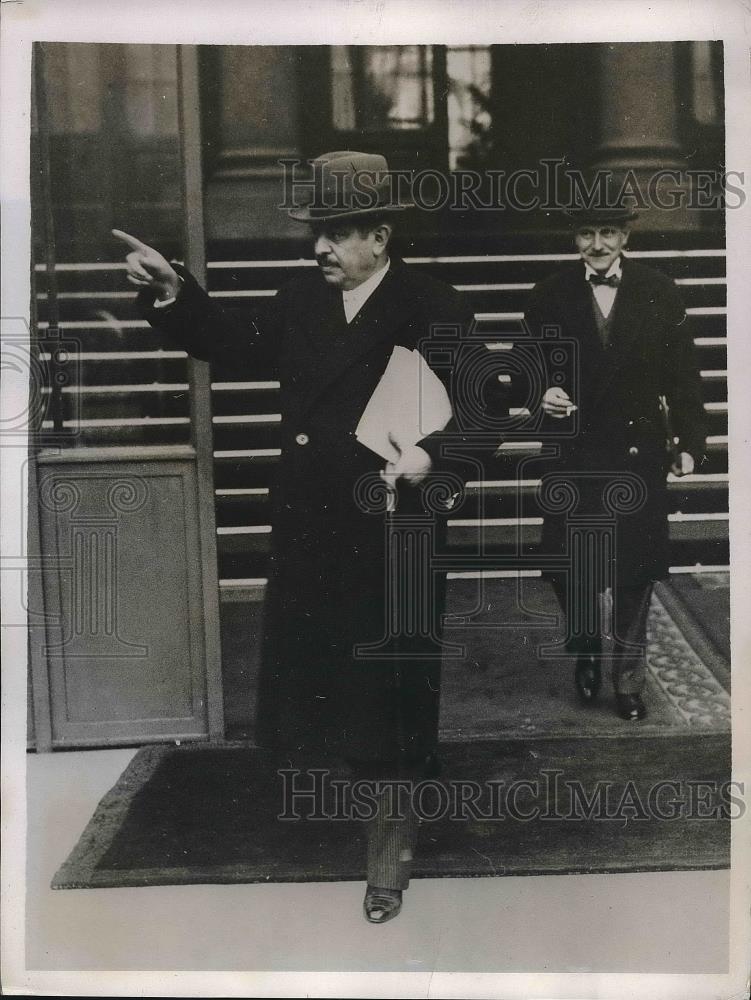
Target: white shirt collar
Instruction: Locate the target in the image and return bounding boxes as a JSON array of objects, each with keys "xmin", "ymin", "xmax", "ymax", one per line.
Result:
[
  {"xmin": 584, "ymin": 255, "xmax": 624, "ymax": 281},
  {"xmin": 342, "ymin": 258, "xmax": 390, "ymax": 323}
]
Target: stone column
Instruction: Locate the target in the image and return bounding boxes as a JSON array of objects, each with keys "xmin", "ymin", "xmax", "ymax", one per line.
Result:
[
  {"xmin": 592, "ymin": 42, "xmax": 697, "ymax": 230},
  {"xmin": 204, "ymin": 46, "xmax": 304, "ymax": 242}
]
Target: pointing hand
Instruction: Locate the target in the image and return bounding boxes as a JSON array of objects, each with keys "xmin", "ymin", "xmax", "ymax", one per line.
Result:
[{"xmin": 112, "ymin": 229, "xmax": 181, "ymax": 301}]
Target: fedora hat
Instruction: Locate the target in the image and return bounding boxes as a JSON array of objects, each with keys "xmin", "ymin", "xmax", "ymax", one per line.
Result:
[
  {"xmin": 288, "ymin": 150, "xmax": 414, "ymax": 222},
  {"xmin": 563, "ymin": 170, "xmax": 640, "ymax": 225}
]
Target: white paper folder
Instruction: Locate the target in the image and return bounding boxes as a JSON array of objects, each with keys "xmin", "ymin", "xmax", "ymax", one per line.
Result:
[{"xmin": 355, "ymin": 346, "xmax": 453, "ymax": 462}]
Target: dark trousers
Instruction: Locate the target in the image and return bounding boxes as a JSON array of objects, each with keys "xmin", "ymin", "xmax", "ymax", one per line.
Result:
[
  {"xmin": 348, "ymin": 759, "xmax": 424, "ymax": 890},
  {"xmin": 551, "ymin": 577, "xmax": 653, "ymax": 695}
]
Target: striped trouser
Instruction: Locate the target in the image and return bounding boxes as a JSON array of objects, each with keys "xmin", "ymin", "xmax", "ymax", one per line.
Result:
[
  {"xmin": 365, "ymin": 782, "xmax": 419, "ymax": 890},
  {"xmin": 348, "ymin": 760, "xmax": 424, "ymax": 890}
]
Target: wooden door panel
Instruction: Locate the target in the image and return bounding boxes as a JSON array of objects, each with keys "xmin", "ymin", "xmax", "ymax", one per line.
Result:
[{"xmin": 38, "ymin": 452, "xmax": 209, "ymax": 746}]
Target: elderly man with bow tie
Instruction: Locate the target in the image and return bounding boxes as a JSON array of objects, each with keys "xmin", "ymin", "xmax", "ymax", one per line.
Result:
[{"xmin": 524, "ymin": 186, "xmax": 707, "ymax": 722}]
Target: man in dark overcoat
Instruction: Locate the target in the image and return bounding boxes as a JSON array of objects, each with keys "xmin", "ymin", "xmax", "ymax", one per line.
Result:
[
  {"xmin": 524, "ymin": 195, "xmax": 706, "ymax": 721},
  {"xmin": 114, "ymin": 151, "xmax": 473, "ymax": 923}
]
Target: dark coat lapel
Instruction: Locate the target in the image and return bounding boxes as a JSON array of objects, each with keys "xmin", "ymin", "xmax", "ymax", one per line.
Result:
[
  {"xmin": 298, "ymin": 259, "xmax": 421, "ymax": 415},
  {"xmin": 294, "ymin": 276, "xmax": 347, "ymax": 361}
]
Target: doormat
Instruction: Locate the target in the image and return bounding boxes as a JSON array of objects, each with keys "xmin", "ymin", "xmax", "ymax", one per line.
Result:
[
  {"xmin": 223, "ymin": 583, "xmax": 731, "ymax": 742},
  {"xmin": 52, "ymin": 734, "xmax": 730, "ymax": 889},
  {"xmin": 437, "ymin": 585, "xmax": 731, "ymax": 741}
]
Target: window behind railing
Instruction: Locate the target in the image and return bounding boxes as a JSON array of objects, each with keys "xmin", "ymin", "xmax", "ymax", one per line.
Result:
[{"xmin": 32, "ymin": 41, "xmax": 188, "ymax": 452}]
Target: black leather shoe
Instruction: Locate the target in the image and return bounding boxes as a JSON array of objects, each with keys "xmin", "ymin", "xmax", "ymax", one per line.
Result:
[
  {"xmin": 363, "ymin": 885, "xmax": 403, "ymax": 924},
  {"xmin": 574, "ymin": 655, "xmax": 602, "ymax": 704},
  {"xmin": 616, "ymin": 692, "xmax": 647, "ymax": 721}
]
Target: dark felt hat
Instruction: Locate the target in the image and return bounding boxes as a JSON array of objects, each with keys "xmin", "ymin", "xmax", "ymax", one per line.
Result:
[
  {"xmin": 288, "ymin": 150, "xmax": 414, "ymax": 223},
  {"xmin": 563, "ymin": 170, "xmax": 640, "ymax": 225}
]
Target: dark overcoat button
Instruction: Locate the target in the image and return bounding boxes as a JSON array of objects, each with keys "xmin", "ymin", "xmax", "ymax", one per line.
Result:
[{"xmin": 296, "ymin": 433, "xmax": 309, "ymax": 446}]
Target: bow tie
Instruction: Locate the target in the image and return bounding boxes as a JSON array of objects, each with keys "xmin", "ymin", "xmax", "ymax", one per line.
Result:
[{"xmin": 588, "ymin": 272, "xmax": 620, "ymax": 288}]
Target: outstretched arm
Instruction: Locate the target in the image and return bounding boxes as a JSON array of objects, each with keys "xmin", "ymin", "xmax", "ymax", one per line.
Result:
[{"xmin": 112, "ymin": 229, "xmax": 280, "ymax": 371}]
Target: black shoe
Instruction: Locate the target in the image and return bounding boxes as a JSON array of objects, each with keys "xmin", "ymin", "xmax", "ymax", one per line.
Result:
[
  {"xmin": 616, "ymin": 692, "xmax": 647, "ymax": 721},
  {"xmin": 574, "ymin": 655, "xmax": 602, "ymax": 704},
  {"xmin": 363, "ymin": 885, "xmax": 403, "ymax": 924}
]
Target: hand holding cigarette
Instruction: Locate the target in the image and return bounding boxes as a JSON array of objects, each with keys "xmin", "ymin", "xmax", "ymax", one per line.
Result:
[{"xmin": 542, "ymin": 386, "xmax": 578, "ymax": 419}]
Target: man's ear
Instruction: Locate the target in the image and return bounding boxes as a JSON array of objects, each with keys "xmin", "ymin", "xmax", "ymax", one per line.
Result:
[
  {"xmin": 373, "ymin": 222, "xmax": 393, "ymax": 257},
  {"xmin": 621, "ymin": 225, "xmax": 631, "ymax": 246}
]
